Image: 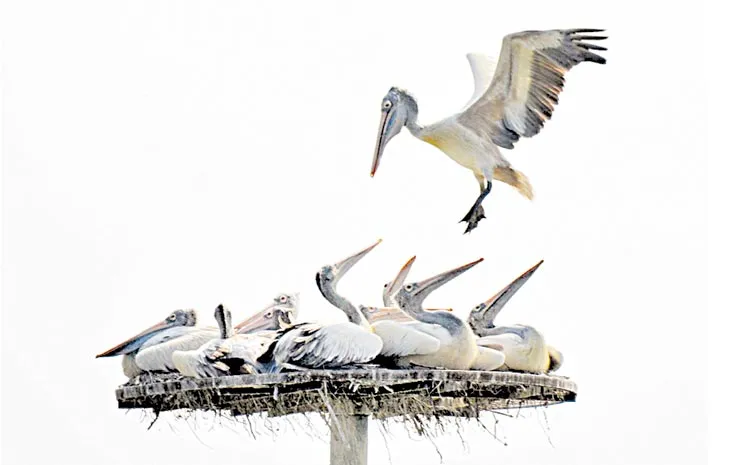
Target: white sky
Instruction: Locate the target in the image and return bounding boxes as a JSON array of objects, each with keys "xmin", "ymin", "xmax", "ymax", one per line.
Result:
[{"xmin": 2, "ymin": 1, "xmax": 711, "ymax": 464}]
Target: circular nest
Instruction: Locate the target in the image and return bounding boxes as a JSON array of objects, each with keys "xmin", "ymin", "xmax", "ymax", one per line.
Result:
[{"xmin": 116, "ymin": 368, "xmax": 577, "ymax": 420}]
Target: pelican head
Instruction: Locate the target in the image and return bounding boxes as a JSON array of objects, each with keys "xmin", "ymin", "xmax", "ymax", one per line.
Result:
[
  {"xmin": 234, "ymin": 293, "xmax": 299, "ymax": 334},
  {"xmin": 382, "ymin": 254, "xmax": 416, "ymax": 306},
  {"xmin": 468, "ymin": 260, "xmax": 543, "ymax": 332},
  {"xmin": 393, "ymin": 257, "xmax": 484, "ymax": 310},
  {"xmin": 371, "ymin": 87, "xmax": 419, "ymax": 177},
  {"xmin": 316, "ymin": 239, "xmax": 382, "ymax": 296},
  {"xmin": 95, "ymin": 309, "xmax": 197, "ymax": 358}
]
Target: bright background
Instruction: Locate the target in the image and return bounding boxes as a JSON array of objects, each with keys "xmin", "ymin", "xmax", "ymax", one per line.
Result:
[{"xmin": 2, "ymin": 1, "xmax": 707, "ymax": 464}]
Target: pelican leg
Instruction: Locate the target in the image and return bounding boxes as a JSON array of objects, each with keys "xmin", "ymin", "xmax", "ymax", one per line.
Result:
[{"xmin": 460, "ymin": 178, "xmax": 492, "ymax": 233}]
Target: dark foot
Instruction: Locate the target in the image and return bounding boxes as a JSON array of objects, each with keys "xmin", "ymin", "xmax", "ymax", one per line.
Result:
[{"xmin": 459, "ymin": 204, "xmax": 486, "ymax": 234}]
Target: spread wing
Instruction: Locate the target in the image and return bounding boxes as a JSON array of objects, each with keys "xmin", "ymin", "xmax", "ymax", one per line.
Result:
[
  {"xmin": 461, "ymin": 53, "xmax": 498, "ymax": 111},
  {"xmin": 458, "ymin": 29, "xmax": 607, "ymax": 149}
]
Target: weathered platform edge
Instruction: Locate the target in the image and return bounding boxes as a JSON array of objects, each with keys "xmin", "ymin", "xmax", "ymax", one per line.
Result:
[{"xmin": 115, "ymin": 368, "xmax": 577, "ymax": 417}]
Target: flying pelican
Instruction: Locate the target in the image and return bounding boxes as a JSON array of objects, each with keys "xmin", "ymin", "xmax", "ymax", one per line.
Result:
[
  {"xmin": 172, "ymin": 304, "xmax": 288, "ymax": 378},
  {"xmin": 371, "ymin": 28, "xmax": 608, "ymax": 233},
  {"xmin": 467, "ymin": 260, "xmax": 563, "ymax": 373},
  {"xmin": 256, "ymin": 240, "xmax": 384, "ymax": 372},
  {"xmin": 371, "ymin": 257, "xmax": 485, "ymax": 370},
  {"xmin": 95, "ymin": 309, "xmax": 215, "ymax": 378}
]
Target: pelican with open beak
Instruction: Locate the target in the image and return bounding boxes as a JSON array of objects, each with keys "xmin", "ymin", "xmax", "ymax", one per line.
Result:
[
  {"xmin": 358, "ymin": 257, "xmax": 456, "ymax": 361},
  {"xmin": 95, "ymin": 309, "xmax": 216, "ymax": 378},
  {"xmin": 382, "ymin": 257, "xmax": 486, "ymax": 370},
  {"xmin": 468, "ymin": 260, "xmax": 562, "ymax": 373}
]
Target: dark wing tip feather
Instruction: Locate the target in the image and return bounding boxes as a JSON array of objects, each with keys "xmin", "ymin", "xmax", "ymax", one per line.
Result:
[
  {"xmin": 578, "ymin": 43, "xmax": 608, "ymax": 51},
  {"xmin": 565, "ymin": 28, "xmax": 605, "ymax": 34},
  {"xmin": 571, "ymin": 35, "xmax": 608, "ymax": 41},
  {"xmin": 583, "ymin": 51, "xmax": 607, "ymax": 64}
]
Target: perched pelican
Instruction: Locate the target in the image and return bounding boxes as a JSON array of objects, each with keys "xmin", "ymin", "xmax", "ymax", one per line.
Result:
[
  {"xmin": 234, "ymin": 292, "xmax": 299, "ymax": 334},
  {"xmin": 95, "ymin": 309, "xmax": 214, "ymax": 378},
  {"xmin": 361, "ymin": 258, "xmax": 460, "ymax": 361},
  {"xmin": 256, "ymin": 240, "xmax": 384, "ymax": 372},
  {"xmin": 364, "ymin": 261, "xmax": 445, "ymax": 326},
  {"xmin": 372, "ymin": 257, "xmax": 484, "ymax": 370},
  {"xmin": 172, "ymin": 304, "xmax": 284, "ymax": 378},
  {"xmin": 133, "ymin": 295, "xmax": 300, "ymax": 375},
  {"xmin": 370, "ymin": 258, "xmax": 504, "ymax": 370},
  {"xmin": 371, "ymin": 28, "xmax": 608, "ymax": 233},
  {"xmin": 468, "ymin": 260, "xmax": 562, "ymax": 373}
]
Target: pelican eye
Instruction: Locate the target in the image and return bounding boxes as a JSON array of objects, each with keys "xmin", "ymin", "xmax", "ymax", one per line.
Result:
[
  {"xmin": 168, "ymin": 314, "xmax": 177, "ymax": 322},
  {"xmin": 382, "ymin": 100, "xmax": 392, "ymax": 110},
  {"xmin": 404, "ymin": 284, "xmax": 413, "ymax": 292},
  {"xmin": 278, "ymin": 295, "xmax": 288, "ymax": 303},
  {"xmin": 265, "ymin": 311, "xmax": 273, "ymax": 318}
]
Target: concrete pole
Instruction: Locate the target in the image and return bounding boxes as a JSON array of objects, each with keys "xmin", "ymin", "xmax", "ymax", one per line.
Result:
[{"xmin": 329, "ymin": 414, "xmax": 368, "ymax": 465}]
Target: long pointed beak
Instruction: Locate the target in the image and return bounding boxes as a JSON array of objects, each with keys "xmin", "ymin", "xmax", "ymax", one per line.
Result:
[
  {"xmin": 333, "ymin": 239, "xmax": 382, "ymax": 279},
  {"xmin": 95, "ymin": 319, "xmax": 172, "ymax": 358},
  {"xmin": 371, "ymin": 111, "xmax": 390, "ymax": 177},
  {"xmin": 413, "ymin": 258, "xmax": 484, "ymax": 300},
  {"xmin": 370, "ymin": 306, "xmax": 409, "ymax": 322},
  {"xmin": 386, "ymin": 255, "xmax": 416, "ymax": 297},
  {"xmin": 234, "ymin": 303, "xmax": 277, "ymax": 334},
  {"xmin": 480, "ymin": 260, "xmax": 543, "ymax": 324}
]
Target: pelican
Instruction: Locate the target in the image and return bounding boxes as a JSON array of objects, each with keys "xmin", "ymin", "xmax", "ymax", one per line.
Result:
[
  {"xmin": 468, "ymin": 260, "xmax": 563, "ymax": 373},
  {"xmin": 360, "ymin": 258, "xmax": 460, "ymax": 361},
  {"xmin": 95, "ymin": 309, "xmax": 215, "ymax": 378},
  {"xmin": 234, "ymin": 292, "xmax": 300, "ymax": 334},
  {"xmin": 132, "ymin": 294, "xmax": 301, "ymax": 375},
  {"xmin": 371, "ymin": 28, "xmax": 608, "ymax": 233},
  {"xmin": 371, "ymin": 257, "xmax": 485, "ymax": 370},
  {"xmin": 370, "ymin": 258, "xmax": 504, "ymax": 370},
  {"xmin": 172, "ymin": 304, "xmax": 289, "ymax": 378},
  {"xmin": 256, "ymin": 240, "xmax": 384, "ymax": 372}
]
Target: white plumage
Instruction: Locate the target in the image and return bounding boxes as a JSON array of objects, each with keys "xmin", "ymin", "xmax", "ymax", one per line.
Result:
[
  {"xmin": 135, "ymin": 328, "xmax": 219, "ymax": 372},
  {"xmin": 476, "ymin": 325, "xmax": 554, "ymax": 373},
  {"xmin": 269, "ymin": 322, "xmax": 383, "ymax": 370}
]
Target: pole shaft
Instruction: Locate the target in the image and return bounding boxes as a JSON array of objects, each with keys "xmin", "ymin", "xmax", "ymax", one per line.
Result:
[{"xmin": 330, "ymin": 414, "xmax": 368, "ymax": 465}]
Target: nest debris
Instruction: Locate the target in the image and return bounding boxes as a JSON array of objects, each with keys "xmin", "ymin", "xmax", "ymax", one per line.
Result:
[{"xmin": 116, "ymin": 367, "xmax": 576, "ymax": 442}]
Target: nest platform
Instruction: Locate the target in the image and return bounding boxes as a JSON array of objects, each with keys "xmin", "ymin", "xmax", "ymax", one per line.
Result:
[{"xmin": 115, "ymin": 368, "xmax": 577, "ymax": 465}]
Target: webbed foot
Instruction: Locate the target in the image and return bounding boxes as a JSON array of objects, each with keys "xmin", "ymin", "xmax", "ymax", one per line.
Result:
[{"xmin": 460, "ymin": 204, "xmax": 486, "ymax": 234}]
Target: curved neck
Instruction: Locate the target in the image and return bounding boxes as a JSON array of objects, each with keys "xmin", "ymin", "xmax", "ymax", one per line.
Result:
[
  {"xmin": 482, "ymin": 325, "xmax": 531, "ymax": 340},
  {"xmin": 405, "ymin": 105, "xmax": 423, "ymax": 137},
  {"xmin": 400, "ymin": 299, "xmax": 462, "ymax": 335},
  {"xmin": 319, "ymin": 283, "xmax": 369, "ymax": 328},
  {"xmin": 473, "ymin": 325, "xmax": 499, "ymax": 337}
]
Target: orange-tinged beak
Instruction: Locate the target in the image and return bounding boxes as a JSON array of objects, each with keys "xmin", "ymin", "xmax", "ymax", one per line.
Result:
[
  {"xmin": 371, "ymin": 111, "xmax": 390, "ymax": 177},
  {"xmin": 412, "ymin": 258, "xmax": 485, "ymax": 299}
]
